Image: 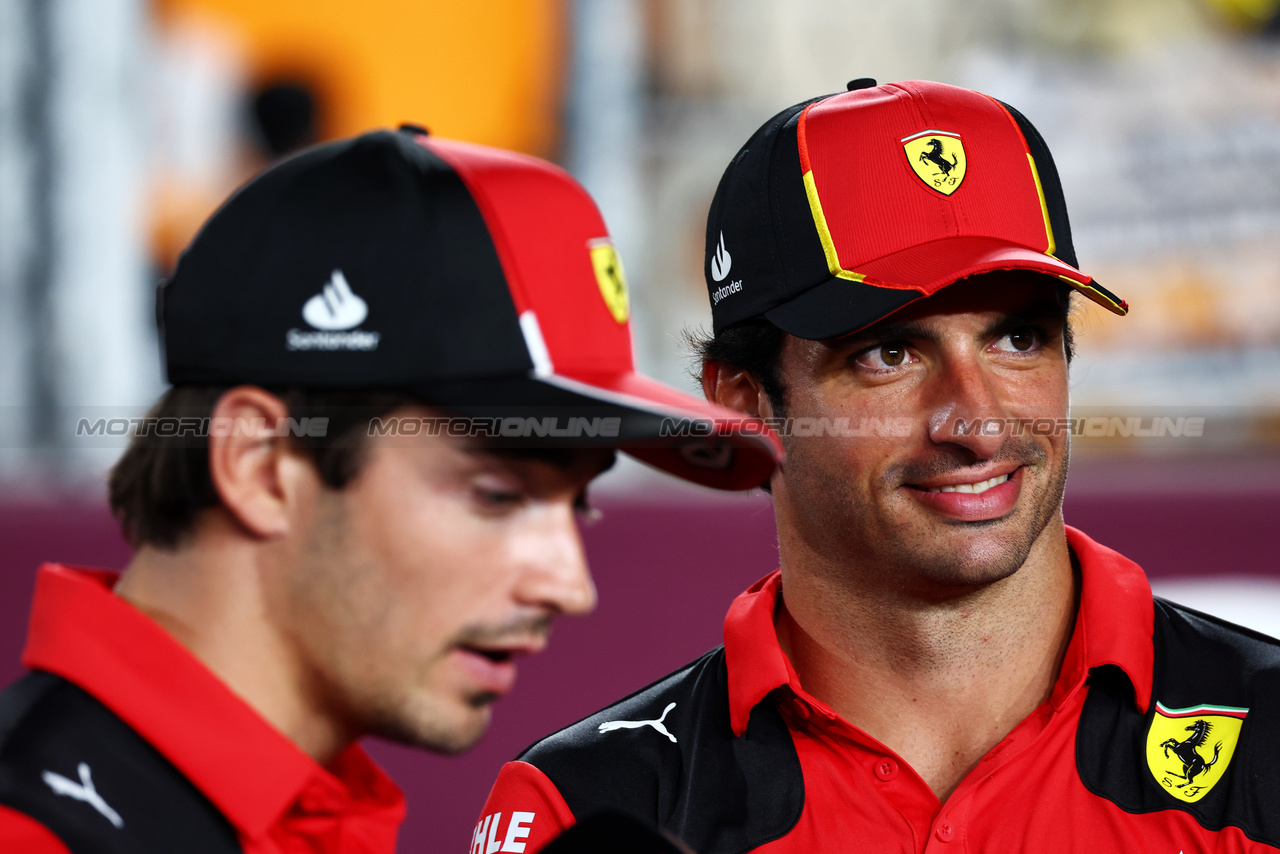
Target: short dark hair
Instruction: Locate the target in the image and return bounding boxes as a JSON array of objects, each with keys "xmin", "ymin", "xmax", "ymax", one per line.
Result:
[
  {"xmin": 108, "ymin": 386, "xmax": 411, "ymax": 550},
  {"xmin": 688, "ymin": 318, "xmax": 790, "ymax": 416},
  {"xmin": 689, "ymin": 281, "xmax": 1075, "ymax": 417}
]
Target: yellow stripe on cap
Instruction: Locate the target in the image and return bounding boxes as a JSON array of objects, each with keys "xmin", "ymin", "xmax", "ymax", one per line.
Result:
[
  {"xmin": 1057, "ymin": 274, "xmax": 1129, "ymax": 316},
  {"xmin": 801, "ymin": 170, "xmax": 867, "ymax": 283},
  {"xmin": 1027, "ymin": 154, "xmax": 1056, "ymax": 258}
]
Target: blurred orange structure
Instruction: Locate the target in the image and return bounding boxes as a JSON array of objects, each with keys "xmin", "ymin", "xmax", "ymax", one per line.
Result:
[
  {"xmin": 150, "ymin": 0, "xmax": 566, "ymax": 268},
  {"xmin": 153, "ymin": 0, "xmax": 565, "ymax": 151}
]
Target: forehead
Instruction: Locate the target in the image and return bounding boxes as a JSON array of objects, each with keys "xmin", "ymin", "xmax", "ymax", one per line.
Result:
[
  {"xmin": 476, "ymin": 445, "xmax": 618, "ymax": 480},
  {"xmin": 364, "ymin": 404, "xmax": 618, "ymax": 481}
]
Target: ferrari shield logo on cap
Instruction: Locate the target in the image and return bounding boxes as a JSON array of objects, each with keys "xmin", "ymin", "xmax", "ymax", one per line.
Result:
[
  {"xmin": 902, "ymin": 130, "xmax": 967, "ymax": 195},
  {"xmin": 1145, "ymin": 701, "xmax": 1248, "ymax": 803},
  {"xmin": 588, "ymin": 240, "xmax": 630, "ymax": 324}
]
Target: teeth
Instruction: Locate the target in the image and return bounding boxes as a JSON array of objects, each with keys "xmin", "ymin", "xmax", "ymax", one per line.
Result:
[{"xmin": 928, "ymin": 473, "xmax": 1009, "ymax": 495}]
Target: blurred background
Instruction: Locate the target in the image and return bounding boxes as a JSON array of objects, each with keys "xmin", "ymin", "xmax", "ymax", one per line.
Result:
[{"xmin": 2, "ymin": 0, "xmax": 1279, "ymax": 849}]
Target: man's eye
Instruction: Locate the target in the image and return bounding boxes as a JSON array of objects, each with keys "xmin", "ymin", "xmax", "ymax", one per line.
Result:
[
  {"xmin": 473, "ymin": 486, "xmax": 524, "ymax": 511},
  {"xmin": 998, "ymin": 329, "xmax": 1039, "ymax": 352},
  {"xmin": 856, "ymin": 343, "xmax": 912, "ymax": 370},
  {"xmin": 879, "ymin": 345, "xmax": 908, "ymax": 366}
]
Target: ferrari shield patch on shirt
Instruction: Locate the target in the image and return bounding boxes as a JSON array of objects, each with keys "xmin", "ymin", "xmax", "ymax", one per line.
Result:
[
  {"xmin": 588, "ymin": 240, "xmax": 629, "ymax": 324},
  {"xmin": 902, "ymin": 130, "xmax": 967, "ymax": 196},
  {"xmin": 1145, "ymin": 701, "xmax": 1248, "ymax": 803}
]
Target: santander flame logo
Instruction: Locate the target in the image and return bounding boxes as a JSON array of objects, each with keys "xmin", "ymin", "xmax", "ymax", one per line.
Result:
[
  {"xmin": 302, "ymin": 269, "xmax": 368, "ymax": 330},
  {"xmin": 710, "ymin": 232, "xmax": 732, "ymax": 282}
]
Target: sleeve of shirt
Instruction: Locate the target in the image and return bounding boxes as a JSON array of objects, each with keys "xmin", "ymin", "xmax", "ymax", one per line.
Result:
[
  {"xmin": 468, "ymin": 761, "xmax": 576, "ymax": 854},
  {"xmin": 0, "ymin": 804, "xmax": 73, "ymax": 854}
]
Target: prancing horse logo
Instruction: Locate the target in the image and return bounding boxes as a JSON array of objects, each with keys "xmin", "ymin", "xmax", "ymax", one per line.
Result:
[
  {"xmin": 919, "ymin": 138, "xmax": 958, "ymax": 178},
  {"xmin": 1145, "ymin": 701, "xmax": 1247, "ymax": 804},
  {"xmin": 1160, "ymin": 719, "xmax": 1221, "ymax": 789},
  {"xmin": 902, "ymin": 130, "xmax": 967, "ymax": 196}
]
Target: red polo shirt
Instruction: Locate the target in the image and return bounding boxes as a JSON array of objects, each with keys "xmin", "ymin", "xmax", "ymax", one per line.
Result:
[
  {"xmin": 478, "ymin": 527, "xmax": 1274, "ymax": 852},
  {"xmin": 0, "ymin": 564, "xmax": 405, "ymax": 854}
]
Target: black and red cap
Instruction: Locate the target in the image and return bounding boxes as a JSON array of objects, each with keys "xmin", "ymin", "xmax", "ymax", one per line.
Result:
[
  {"xmin": 705, "ymin": 79, "xmax": 1129, "ymax": 339},
  {"xmin": 160, "ymin": 126, "xmax": 780, "ymax": 490}
]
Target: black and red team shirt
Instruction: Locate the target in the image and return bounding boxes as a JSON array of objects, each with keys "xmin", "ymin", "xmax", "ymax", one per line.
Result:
[
  {"xmin": 0, "ymin": 564, "xmax": 405, "ymax": 854},
  {"xmin": 477, "ymin": 527, "xmax": 1280, "ymax": 853}
]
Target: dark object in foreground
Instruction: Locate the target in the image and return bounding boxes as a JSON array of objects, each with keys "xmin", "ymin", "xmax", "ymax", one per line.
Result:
[{"xmin": 541, "ymin": 810, "xmax": 695, "ymax": 854}]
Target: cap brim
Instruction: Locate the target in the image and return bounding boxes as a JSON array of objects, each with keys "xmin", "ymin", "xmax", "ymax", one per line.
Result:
[
  {"xmin": 414, "ymin": 370, "xmax": 782, "ymax": 491},
  {"xmin": 765, "ymin": 237, "xmax": 1128, "ymax": 340}
]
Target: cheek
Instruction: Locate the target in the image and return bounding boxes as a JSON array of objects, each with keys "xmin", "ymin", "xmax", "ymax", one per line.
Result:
[
  {"xmin": 782, "ymin": 432, "xmax": 895, "ymax": 500},
  {"xmin": 1006, "ymin": 367, "xmax": 1069, "ymax": 415},
  {"xmin": 341, "ymin": 481, "xmax": 504, "ymax": 635}
]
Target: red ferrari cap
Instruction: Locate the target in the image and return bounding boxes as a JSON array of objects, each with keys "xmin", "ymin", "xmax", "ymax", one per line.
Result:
[
  {"xmin": 705, "ymin": 79, "xmax": 1128, "ymax": 339},
  {"xmin": 160, "ymin": 126, "xmax": 780, "ymax": 490}
]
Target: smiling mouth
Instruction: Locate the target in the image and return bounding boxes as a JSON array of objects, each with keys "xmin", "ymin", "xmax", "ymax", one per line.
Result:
[{"xmin": 920, "ymin": 473, "xmax": 1010, "ymax": 495}]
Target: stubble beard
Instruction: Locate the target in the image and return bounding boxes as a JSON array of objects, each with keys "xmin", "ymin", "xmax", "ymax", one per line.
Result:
[
  {"xmin": 361, "ymin": 690, "xmax": 494, "ymax": 756},
  {"xmin": 289, "ymin": 495, "xmax": 494, "ymax": 756},
  {"xmin": 362, "ymin": 613, "xmax": 554, "ymax": 755},
  {"xmin": 781, "ymin": 433, "xmax": 1070, "ymax": 597}
]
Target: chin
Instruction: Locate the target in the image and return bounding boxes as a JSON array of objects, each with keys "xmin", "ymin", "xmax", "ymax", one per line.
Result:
[
  {"xmin": 889, "ymin": 518, "xmax": 1041, "ymax": 592},
  {"xmin": 365, "ymin": 696, "xmax": 493, "ymax": 755}
]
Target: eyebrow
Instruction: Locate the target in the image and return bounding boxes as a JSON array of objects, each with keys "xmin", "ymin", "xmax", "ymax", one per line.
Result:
[
  {"xmin": 978, "ymin": 302, "xmax": 1066, "ymax": 340},
  {"xmin": 830, "ymin": 321, "xmax": 937, "ymax": 352},
  {"xmin": 829, "ymin": 300, "xmax": 1065, "ymax": 352}
]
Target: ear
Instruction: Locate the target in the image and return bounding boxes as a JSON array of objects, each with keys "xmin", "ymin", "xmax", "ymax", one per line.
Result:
[
  {"xmin": 207, "ymin": 387, "xmax": 315, "ymax": 539},
  {"xmin": 701, "ymin": 361, "xmax": 776, "ymax": 421}
]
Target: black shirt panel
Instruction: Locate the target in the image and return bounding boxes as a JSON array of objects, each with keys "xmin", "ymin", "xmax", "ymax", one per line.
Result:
[
  {"xmin": 0, "ymin": 671, "xmax": 243, "ymax": 854},
  {"xmin": 519, "ymin": 647, "xmax": 804, "ymax": 854},
  {"xmin": 1078, "ymin": 597, "xmax": 1280, "ymax": 847}
]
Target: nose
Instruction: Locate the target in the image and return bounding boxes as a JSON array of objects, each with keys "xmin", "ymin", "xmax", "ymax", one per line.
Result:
[
  {"xmin": 925, "ymin": 354, "xmax": 1008, "ymax": 460},
  {"xmin": 516, "ymin": 503, "xmax": 598, "ymax": 618}
]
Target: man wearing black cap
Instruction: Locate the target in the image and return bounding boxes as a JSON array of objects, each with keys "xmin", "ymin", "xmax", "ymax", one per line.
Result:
[
  {"xmin": 0, "ymin": 127, "xmax": 779, "ymax": 853},
  {"xmin": 477, "ymin": 80, "xmax": 1280, "ymax": 852}
]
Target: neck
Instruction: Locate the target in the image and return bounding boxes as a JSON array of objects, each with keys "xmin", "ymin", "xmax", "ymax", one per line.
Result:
[
  {"xmin": 114, "ymin": 511, "xmax": 353, "ymax": 766},
  {"xmin": 775, "ymin": 520, "xmax": 1077, "ymax": 800}
]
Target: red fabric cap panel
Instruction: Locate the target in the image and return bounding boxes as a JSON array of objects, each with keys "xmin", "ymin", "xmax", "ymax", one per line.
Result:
[
  {"xmin": 802, "ymin": 81, "xmax": 1050, "ymax": 277},
  {"xmin": 427, "ymin": 138, "xmax": 635, "ymax": 379}
]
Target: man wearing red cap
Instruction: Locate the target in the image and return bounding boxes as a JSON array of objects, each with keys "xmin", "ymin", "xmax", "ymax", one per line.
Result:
[
  {"xmin": 0, "ymin": 127, "xmax": 779, "ymax": 853},
  {"xmin": 476, "ymin": 80, "xmax": 1280, "ymax": 852}
]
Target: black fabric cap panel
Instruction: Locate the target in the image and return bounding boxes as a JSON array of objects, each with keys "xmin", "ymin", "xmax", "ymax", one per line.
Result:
[
  {"xmin": 162, "ymin": 130, "xmax": 533, "ymax": 389},
  {"xmin": 764, "ymin": 277, "xmax": 924, "ymax": 341},
  {"xmin": 997, "ymin": 102, "xmax": 1078, "ymax": 269},
  {"xmin": 412, "ymin": 376, "xmax": 677, "ymax": 444},
  {"xmin": 771, "ymin": 108, "xmax": 839, "ymax": 312},
  {"xmin": 706, "ymin": 97, "xmax": 831, "ymax": 334}
]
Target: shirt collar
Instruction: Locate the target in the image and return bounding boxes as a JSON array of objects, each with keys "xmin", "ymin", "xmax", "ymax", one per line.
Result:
[
  {"xmin": 1058, "ymin": 525, "xmax": 1154, "ymax": 713},
  {"xmin": 21, "ymin": 564, "xmax": 405, "ymax": 843},
  {"xmin": 722, "ymin": 525, "xmax": 1155, "ymax": 735}
]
